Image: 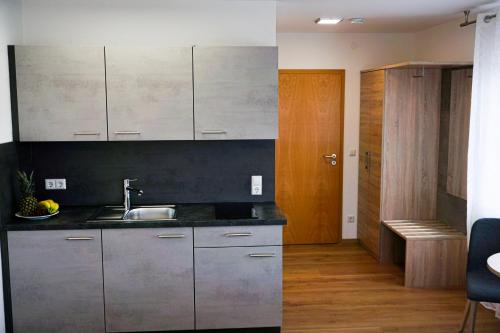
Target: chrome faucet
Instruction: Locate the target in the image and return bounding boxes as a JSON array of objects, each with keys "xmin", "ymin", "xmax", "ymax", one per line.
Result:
[{"xmin": 123, "ymin": 179, "xmax": 144, "ymax": 212}]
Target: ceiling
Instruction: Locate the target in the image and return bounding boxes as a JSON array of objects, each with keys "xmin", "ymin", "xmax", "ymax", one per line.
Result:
[{"xmin": 277, "ymin": 0, "xmax": 498, "ymax": 33}]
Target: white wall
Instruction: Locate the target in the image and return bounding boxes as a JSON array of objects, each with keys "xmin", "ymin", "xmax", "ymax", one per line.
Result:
[
  {"xmin": 415, "ymin": 17, "xmax": 475, "ymax": 62},
  {"xmin": 21, "ymin": 0, "xmax": 276, "ymax": 46},
  {"xmin": 278, "ymin": 33, "xmax": 415, "ymax": 239},
  {"xmin": 0, "ymin": 0, "xmax": 22, "ymax": 144}
]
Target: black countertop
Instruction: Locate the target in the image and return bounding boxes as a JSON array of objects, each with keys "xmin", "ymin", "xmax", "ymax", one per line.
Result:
[{"xmin": 4, "ymin": 203, "xmax": 286, "ymax": 231}]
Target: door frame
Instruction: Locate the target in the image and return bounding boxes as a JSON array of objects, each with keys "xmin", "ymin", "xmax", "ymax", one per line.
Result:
[{"xmin": 277, "ymin": 69, "xmax": 345, "ymax": 243}]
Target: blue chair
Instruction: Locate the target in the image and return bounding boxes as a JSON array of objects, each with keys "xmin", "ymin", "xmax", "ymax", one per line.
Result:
[{"xmin": 459, "ymin": 218, "xmax": 500, "ymax": 333}]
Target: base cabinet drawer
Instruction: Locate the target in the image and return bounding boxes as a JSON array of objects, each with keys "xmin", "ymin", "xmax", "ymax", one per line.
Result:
[
  {"xmin": 194, "ymin": 225, "xmax": 282, "ymax": 247},
  {"xmin": 8, "ymin": 230, "xmax": 105, "ymax": 333},
  {"xmin": 102, "ymin": 228, "xmax": 194, "ymax": 332},
  {"xmin": 194, "ymin": 246, "xmax": 282, "ymax": 329}
]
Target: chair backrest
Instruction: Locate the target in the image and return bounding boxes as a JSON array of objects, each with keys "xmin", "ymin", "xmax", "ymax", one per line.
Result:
[{"xmin": 468, "ymin": 218, "xmax": 500, "ymax": 273}]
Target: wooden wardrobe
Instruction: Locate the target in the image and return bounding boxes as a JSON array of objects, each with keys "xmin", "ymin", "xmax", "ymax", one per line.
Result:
[{"xmin": 358, "ymin": 62, "xmax": 471, "ymax": 259}]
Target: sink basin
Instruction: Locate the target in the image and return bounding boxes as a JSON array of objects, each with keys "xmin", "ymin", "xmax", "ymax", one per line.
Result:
[
  {"xmin": 88, "ymin": 205, "xmax": 176, "ymax": 222},
  {"xmin": 123, "ymin": 206, "xmax": 176, "ymax": 221}
]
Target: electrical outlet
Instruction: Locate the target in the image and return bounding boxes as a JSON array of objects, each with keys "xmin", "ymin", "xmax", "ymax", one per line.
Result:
[
  {"xmin": 45, "ymin": 179, "xmax": 66, "ymax": 190},
  {"xmin": 251, "ymin": 175, "xmax": 263, "ymax": 195},
  {"xmin": 45, "ymin": 179, "xmax": 56, "ymax": 190},
  {"xmin": 347, "ymin": 215, "xmax": 355, "ymax": 224},
  {"xmin": 55, "ymin": 179, "xmax": 66, "ymax": 190}
]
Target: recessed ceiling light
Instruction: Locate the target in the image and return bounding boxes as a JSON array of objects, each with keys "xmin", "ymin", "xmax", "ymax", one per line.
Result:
[
  {"xmin": 315, "ymin": 17, "xmax": 344, "ymax": 25},
  {"xmin": 350, "ymin": 18, "xmax": 366, "ymax": 24}
]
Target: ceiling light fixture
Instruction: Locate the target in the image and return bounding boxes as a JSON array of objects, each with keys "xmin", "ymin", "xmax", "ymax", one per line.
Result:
[
  {"xmin": 350, "ymin": 18, "xmax": 366, "ymax": 24},
  {"xmin": 315, "ymin": 17, "xmax": 344, "ymax": 25}
]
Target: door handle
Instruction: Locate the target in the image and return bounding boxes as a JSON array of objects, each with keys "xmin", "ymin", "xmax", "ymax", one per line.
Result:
[
  {"xmin": 157, "ymin": 234, "xmax": 185, "ymax": 239},
  {"xmin": 224, "ymin": 232, "xmax": 253, "ymax": 237},
  {"xmin": 201, "ymin": 130, "xmax": 227, "ymax": 135},
  {"xmin": 323, "ymin": 153, "xmax": 337, "ymax": 166},
  {"xmin": 65, "ymin": 237, "xmax": 94, "ymax": 241},
  {"xmin": 249, "ymin": 253, "xmax": 276, "ymax": 258}
]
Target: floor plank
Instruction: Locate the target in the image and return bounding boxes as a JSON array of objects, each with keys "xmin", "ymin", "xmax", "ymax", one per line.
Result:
[{"xmin": 282, "ymin": 242, "xmax": 500, "ymax": 333}]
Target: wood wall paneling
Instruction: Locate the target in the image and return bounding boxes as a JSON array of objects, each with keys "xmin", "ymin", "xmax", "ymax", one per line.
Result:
[
  {"xmin": 381, "ymin": 68, "xmax": 440, "ymax": 221},
  {"xmin": 446, "ymin": 68, "xmax": 473, "ymax": 200}
]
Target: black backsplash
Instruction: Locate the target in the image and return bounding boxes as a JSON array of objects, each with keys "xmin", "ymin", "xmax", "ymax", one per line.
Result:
[
  {"xmin": 17, "ymin": 140, "xmax": 275, "ymax": 206},
  {"xmin": 0, "ymin": 142, "xmax": 18, "ymax": 225}
]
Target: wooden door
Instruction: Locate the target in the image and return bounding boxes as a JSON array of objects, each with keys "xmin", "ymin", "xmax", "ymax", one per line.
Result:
[
  {"xmin": 276, "ymin": 70, "xmax": 344, "ymax": 244},
  {"xmin": 358, "ymin": 70, "xmax": 384, "ymax": 258}
]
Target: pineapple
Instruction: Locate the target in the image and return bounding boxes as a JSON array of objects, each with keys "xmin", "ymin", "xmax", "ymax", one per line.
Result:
[{"xmin": 17, "ymin": 171, "xmax": 38, "ymax": 216}]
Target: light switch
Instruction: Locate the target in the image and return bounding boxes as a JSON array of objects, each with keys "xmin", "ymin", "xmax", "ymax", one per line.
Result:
[{"xmin": 251, "ymin": 175, "xmax": 263, "ymax": 195}]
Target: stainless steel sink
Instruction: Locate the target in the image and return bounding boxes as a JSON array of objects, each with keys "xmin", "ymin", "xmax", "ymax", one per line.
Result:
[
  {"xmin": 88, "ymin": 205, "xmax": 177, "ymax": 222},
  {"xmin": 123, "ymin": 206, "xmax": 176, "ymax": 221}
]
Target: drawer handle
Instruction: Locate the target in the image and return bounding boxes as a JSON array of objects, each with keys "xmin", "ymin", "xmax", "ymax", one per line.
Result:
[
  {"xmin": 224, "ymin": 232, "xmax": 253, "ymax": 237},
  {"xmin": 114, "ymin": 131, "xmax": 141, "ymax": 135},
  {"xmin": 201, "ymin": 130, "xmax": 227, "ymax": 134},
  {"xmin": 157, "ymin": 234, "xmax": 185, "ymax": 239},
  {"xmin": 65, "ymin": 237, "xmax": 94, "ymax": 241},
  {"xmin": 73, "ymin": 132, "xmax": 100, "ymax": 136},
  {"xmin": 249, "ymin": 253, "xmax": 276, "ymax": 258}
]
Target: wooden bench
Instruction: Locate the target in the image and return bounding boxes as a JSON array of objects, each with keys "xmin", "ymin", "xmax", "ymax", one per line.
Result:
[{"xmin": 380, "ymin": 220, "xmax": 467, "ymax": 288}]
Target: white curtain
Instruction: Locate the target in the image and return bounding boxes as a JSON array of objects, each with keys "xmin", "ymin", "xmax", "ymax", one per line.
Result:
[{"xmin": 467, "ymin": 9, "xmax": 500, "ymax": 319}]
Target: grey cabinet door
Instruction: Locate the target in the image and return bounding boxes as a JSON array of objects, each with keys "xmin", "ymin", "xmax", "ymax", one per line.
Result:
[
  {"xmin": 106, "ymin": 47, "xmax": 194, "ymax": 141},
  {"xmin": 15, "ymin": 46, "xmax": 107, "ymax": 141},
  {"xmin": 102, "ymin": 228, "xmax": 194, "ymax": 332},
  {"xmin": 8, "ymin": 230, "xmax": 105, "ymax": 333},
  {"xmin": 193, "ymin": 47, "xmax": 278, "ymax": 140},
  {"xmin": 195, "ymin": 246, "xmax": 282, "ymax": 329}
]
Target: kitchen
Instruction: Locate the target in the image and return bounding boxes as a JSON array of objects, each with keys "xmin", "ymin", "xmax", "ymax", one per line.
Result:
[{"xmin": 1, "ymin": 0, "xmax": 500, "ymax": 333}]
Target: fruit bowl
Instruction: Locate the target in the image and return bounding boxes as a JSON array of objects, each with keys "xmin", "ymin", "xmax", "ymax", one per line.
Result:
[{"xmin": 15, "ymin": 211, "xmax": 59, "ymax": 221}]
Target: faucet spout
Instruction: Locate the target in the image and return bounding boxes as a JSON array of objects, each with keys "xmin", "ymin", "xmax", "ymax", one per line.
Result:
[{"xmin": 123, "ymin": 179, "xmax": 143, "ymax": 212}]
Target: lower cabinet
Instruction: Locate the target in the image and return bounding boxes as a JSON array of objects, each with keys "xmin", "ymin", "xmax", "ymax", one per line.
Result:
[
  {"xmin": 102, "ymin": 228, "xmax": 194, "ymax": 332},
  {"xmin": 7, "ymin": 226, "xmax": 282, "ymax": 333},
  {"xmin": 195, "ymin": 246, "xmax": 282, "ymax": 330},
  {"xmin": 8, "ymin": 230, "xmax": 105, "ymax": 333}
]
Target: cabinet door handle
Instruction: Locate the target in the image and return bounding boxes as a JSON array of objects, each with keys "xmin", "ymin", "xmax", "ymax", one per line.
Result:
[
  {"xmin": 157, "ymin": 234, "xmax": 185, "ymax": 239},
  {"xmin": 65, "ymin": 237, "xmax": 94, "ymax": 241},
  {"xmin": 73, "ymin": 132, "xmax": 100, "ymax": 136},
  {"xmin": 201, "ymin": 130, "xmax": 227, "ymax": 134},
  {"xmin": 224, "ymin": 232, "xmax": 253, "ymax": 237},
  {"xmin": 249, "ymin": 253, "xmax": 276, "ymax": 258},
  {"xmin": 114, "ymin": 131, "xmax": 141, "ymax": 135}
]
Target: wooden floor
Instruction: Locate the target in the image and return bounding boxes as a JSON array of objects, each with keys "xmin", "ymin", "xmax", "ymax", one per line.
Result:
[{"xmin": 282, "ymin": 242, "xmax": 500, "ymax": 333}]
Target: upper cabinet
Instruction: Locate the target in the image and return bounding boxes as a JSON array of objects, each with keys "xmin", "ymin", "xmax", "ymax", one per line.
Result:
[
  {"xmin": 193, "ymin": 47, "xmax": 278, "ymax": 140},
  {"xmin": 12, "ymin": 45, "xmax": 278, "ymax": 141},
  {"xmin": 106, "ymin": 47, "xmax": 194, "ymax": 141},
  {"xmin": 15, "ymin": 46, "xmax": 107, "ymax": 141}
]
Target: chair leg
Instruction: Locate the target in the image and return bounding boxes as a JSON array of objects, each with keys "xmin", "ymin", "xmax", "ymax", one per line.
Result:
[
  {"xmin": 468, "ymin": 301, "xmax": 478, "ymax": 333},
  {"xmin": 458, "ymin": 300, "xmax": 471, "ymax": 333}
]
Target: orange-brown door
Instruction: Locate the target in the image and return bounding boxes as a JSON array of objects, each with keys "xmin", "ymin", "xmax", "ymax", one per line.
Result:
[{"xmin": 276, "ymin": 70, "xmax": 344, "ymax": 245}]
